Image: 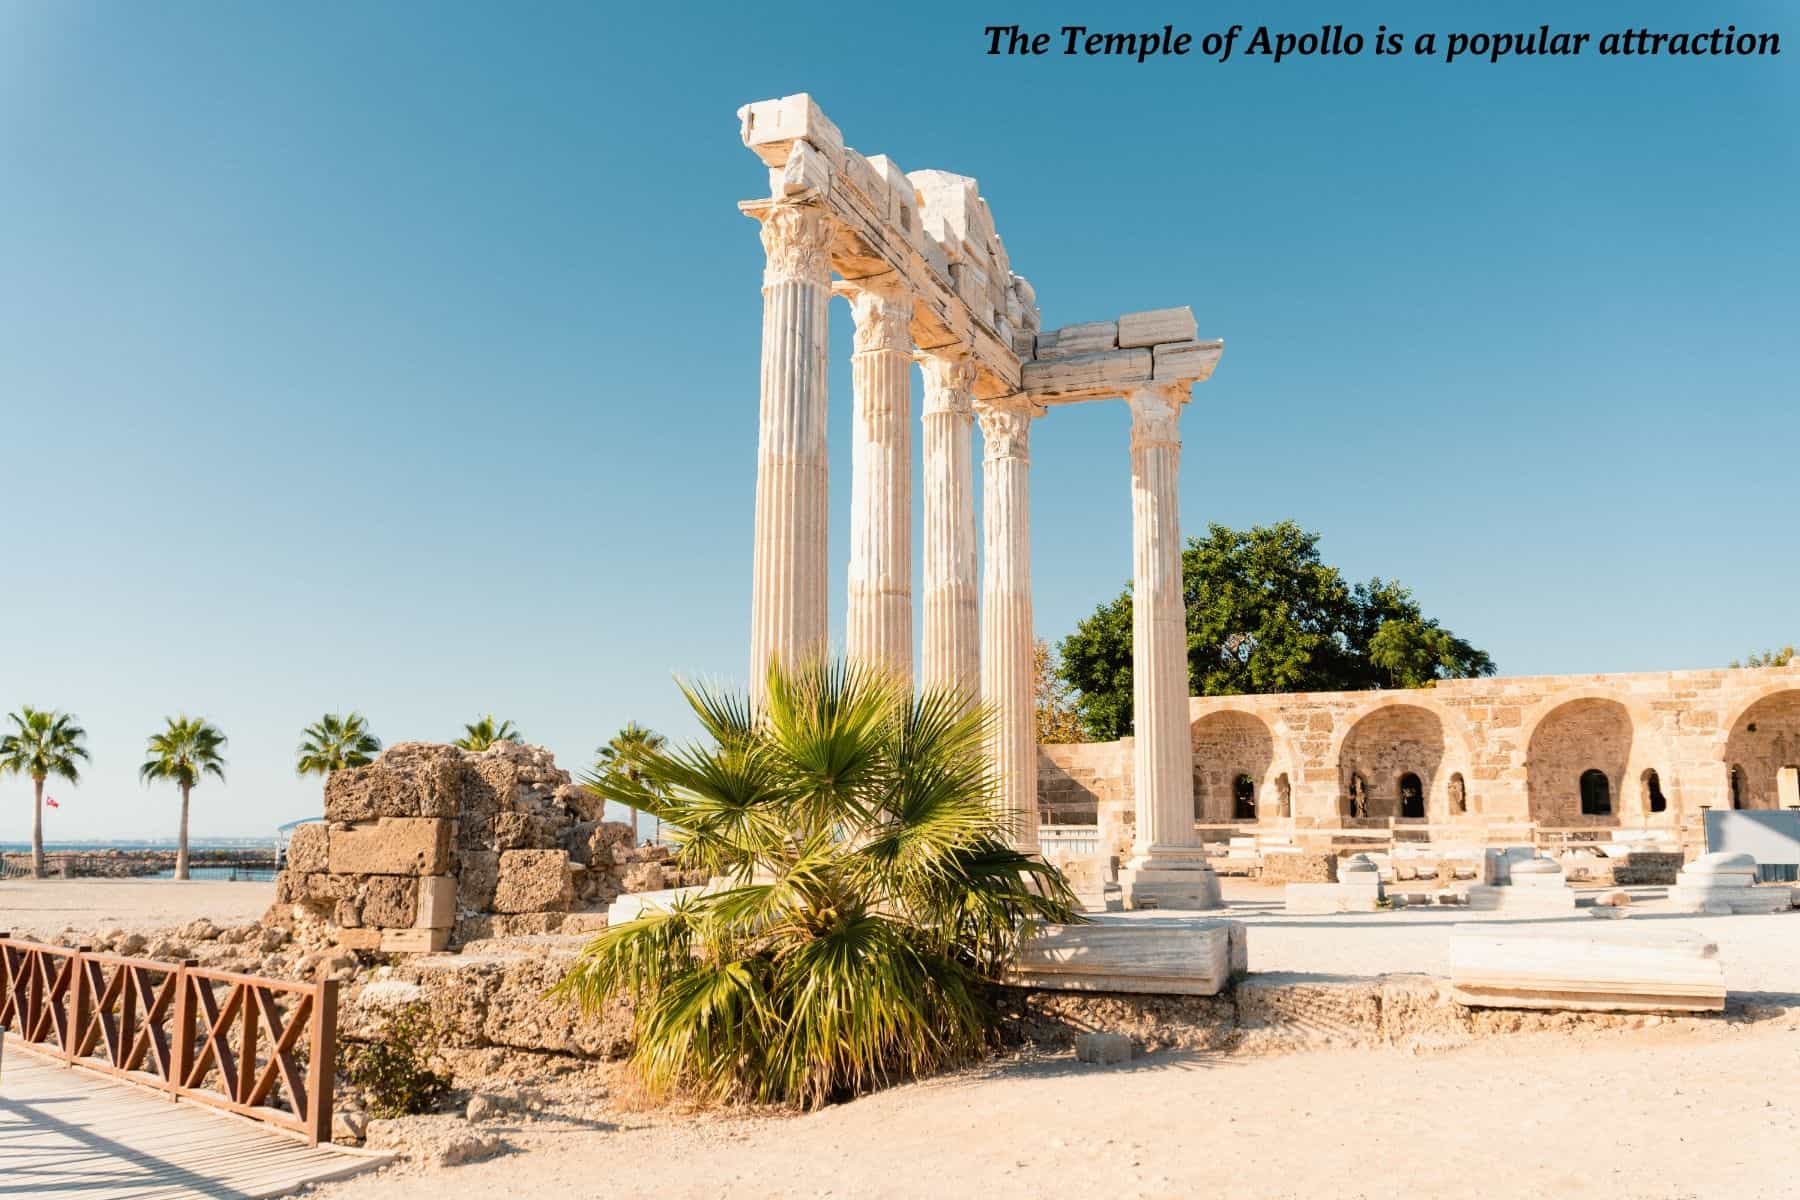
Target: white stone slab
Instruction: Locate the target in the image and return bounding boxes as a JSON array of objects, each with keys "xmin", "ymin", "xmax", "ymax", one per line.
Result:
[
  {"xmin": 605, "ymin": 885, "xmax": 708, "ymax": 924},
  {"xmin": 1117, "ymin": 307, "xmax": 1198, "ymax": 348},
  {"xmin": 1021, "ymin": 349, "xmax": 1153, "ymax": 401},
  {"xmin": 1448, "ymin": 925, "xmax": 1726, "ymax": 1013},
  {"xmin": 739, "ymin": 93, "xmax": 844, "ymax": 168},
  {"xmin": 1150, "ymin": 338, "xmax": 1223, "ymax": 383},
  {"xmin": 1284, "ymin": 882, "xmax": 1384, "ymax": 915},
  {"xmin": 1007, "ymin": 917, "xmax": 1245, "ymax": 996},
  {"xmin": 1035, "ymin": 321, "xmax": 1118, "ymax": 359}
]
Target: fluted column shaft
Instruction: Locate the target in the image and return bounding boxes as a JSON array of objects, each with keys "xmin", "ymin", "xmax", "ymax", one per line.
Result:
[
  {"xmin": 1120, "ymin": 385, "xmax": 1220, "ymax": 909},
  {"xmin": 978, "ymin": 400, "xmax": 1038, "ymax": 852},
  {"xmin": 919, "ymin": 350, "xmax": 979, "ymax": 703},
  {"xmin": 844, "ymin": 275, "xmax": 913, "ymax": 685},
  {"xmin": 749, "ymin": 204, "xmax": 832, "ymax": 702},
  {"xmin": 1128, "ymin": 386, "xmax": 1197, "ymax": 854}
]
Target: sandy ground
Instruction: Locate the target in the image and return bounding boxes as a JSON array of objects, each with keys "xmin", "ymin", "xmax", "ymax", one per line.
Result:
[
  {"xmin": 0, "ymin": 877, "xmax": 275, "ymax": 938},
  {"xmin": 306, "ymin": 1021, "xmax": 1800, "ymax": 1200}
]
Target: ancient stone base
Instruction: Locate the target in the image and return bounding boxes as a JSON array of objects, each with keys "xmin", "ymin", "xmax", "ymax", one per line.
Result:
[
  {"xmin": 1667, "ymin": 852, "xmax": 1796, "ymax": 915},
  {"xmin": 1448, "ymin": 925, "xmax": 1726, "ymax": 1013},
  {"xmin": 1006, "ymin": 917, "xmax": 1245, "ymax": 996},
  {"xmin": 1119, "ymin": 861, "xmax": 1223, "ymax": 911}
]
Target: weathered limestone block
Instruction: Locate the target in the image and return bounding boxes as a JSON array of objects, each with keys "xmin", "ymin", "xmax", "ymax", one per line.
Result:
[
  {"xmin": 379, "ymin": 928, "xmax": 449, "ymax": 954},
  {"xmin": 492, "ymin": 850, "xmax": 574, "ymax": 914},
  {"xmin": 1074, "ymin": 1032, "xmax": 1133, "ymax": 1064},
  {"xmin": 738, "ymin": 92, "xmax": 845, "ymax": 169},
  {"xmin": 415, "ymin": 875, "xmax": 456, "ymax": 930},
  {"xmin": 1448, "ymin": 925, "xmax": 1726, "ymax": 1013},
  {"xmin": 362, "ymin": 876, "xmax": 419, "ymax": 928},
  {"xmin": 620, "ymin": 862, "xmax": 666, "ymax": 893},
  {"xmin": 1117, "ymin": 307, "xmax": 1197, "ymax": 348},
  {"xmin": 1150, "ymin": 338, "xmax": 1224, "ymax": 383},
  {"xmin": 1257, "ymin": 850, "xmax": 1338, "ymax": 885},
  {"xmin": 328, "ymin": 818, "xmax": 455, "ymax": 876},
  {"xmin": 302, "ymin": 872, "xmax": 357, "ymax": 902},
  {"xmin": 286, "ymin": 823, "xmax": 329, "ymax": 874},
  {"xmin": 1006, "ymin": 917, "xmax": 1246, "ymax": 996},
  {"xmin": 325, "ymin": 743, "xmax": 463, "ymax": 822},
  {"xmin": 491, "ymin": 812, "xmax": 564, "ymax": 851},
  {"xmin": 1020, "ymin": 348, "xmax": 1152, "ymax": 401},
  {"xmin": 1034, "ymin": 321, "xmax": 1117, "ymax": 359},
  {"xmin": 458, "ymin": 851, "xmax": 500, "ymax": 912}
]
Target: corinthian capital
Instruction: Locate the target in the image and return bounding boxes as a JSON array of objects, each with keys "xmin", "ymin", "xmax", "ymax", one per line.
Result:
[
  {"xmin": 976, "ymin": 399, "xmax": 1032, "ymax": 463},
  {"xmin": 758, "ymin": 204, "xmax": 832, "ymax": 287},
  {"xmin": 1127, "ymin": 385, "xmax": 1186, "ymax": 455},
  {"xmin": 918, "ymin": 348, "xmax": 975, "ymax": 416},
  {"xmin": 844, "ymin": 274, "xmax": 913, "ymax": 355}
]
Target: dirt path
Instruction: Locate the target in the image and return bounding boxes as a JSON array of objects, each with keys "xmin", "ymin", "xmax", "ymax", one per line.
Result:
[
  {"xmin": 0, "ymin": 878, "xmax": 274, "ymax": 937},
  {"xmin": 308, "ymin": 1021, "xmax": 1800, "ymax": 1200}
]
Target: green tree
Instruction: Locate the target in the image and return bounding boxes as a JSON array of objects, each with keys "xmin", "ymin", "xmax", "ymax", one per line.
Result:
[
  {"xmin": 454, "ymin": 714, "xmax": 520, "ymax": 751},
  {"xmin": 296, "ymin": 712, "xmax": 382, "ymax": 778},
  {"xmin": 1730, "ymin": 645, "xmax": 1795, "ymax": 669},
  {"xmin": 1059, "ymin": 522, "xmax": 1495, "ymax": 740},
  {"xmin": 594, "ymin": 720, "xmax": 668, "ymax": 842},
  {"xmin": 139, "ymin": 716, "xmax": 228, "ymax": 881},
  {"xmin": 553, "ymin": 659, "xmax": 1078, "ymax": 1109},
  {"xmin": 0, "ymin": 707, "xmax": 90, "ymax": 878}
]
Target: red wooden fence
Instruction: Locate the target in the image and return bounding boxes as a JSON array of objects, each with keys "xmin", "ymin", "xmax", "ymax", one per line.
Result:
[{"xmin": 0, "ymin": 932, "xmax": 338, "ymax": 1145}]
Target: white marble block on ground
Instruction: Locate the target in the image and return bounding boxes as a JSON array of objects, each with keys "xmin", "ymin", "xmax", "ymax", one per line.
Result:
[
  {"xmin": 1466, "ymin": 854, "xmax": 1576, "ymax": 912},
  {"xmin": 605, "ymin": 884, "xmax": 711, "ymax": 924},
  {"xmin": 1448, "ymin": 925, "xmax": 1725, "ymax": 1013},
  {"xmin": 1007, "ymin": 917, "xmax": 1246, "ymax": 996},
  {"xmin": 1667, "ymin": 851, "xmax": 1794, "ymax": 915}
]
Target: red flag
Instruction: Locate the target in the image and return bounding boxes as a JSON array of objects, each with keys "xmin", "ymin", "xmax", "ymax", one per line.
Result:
[{"xmin": 45, "ymin": 796, "xmax": 60, "ymax": 809}]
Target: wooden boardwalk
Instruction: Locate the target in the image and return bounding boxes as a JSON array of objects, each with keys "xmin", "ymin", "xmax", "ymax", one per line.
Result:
[{"xmin": 0, "ymin": 1047, "xmax": 387, "ymax": 1198}]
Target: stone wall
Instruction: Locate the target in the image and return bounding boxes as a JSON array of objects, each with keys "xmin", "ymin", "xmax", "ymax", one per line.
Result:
[
  {"xmin": 1036, "ymin": 663, "xmax": 1800, "ymax": 831},
  {"xmin": 270, "ymin": 741, "xmax": 699, "ymax": 953}
]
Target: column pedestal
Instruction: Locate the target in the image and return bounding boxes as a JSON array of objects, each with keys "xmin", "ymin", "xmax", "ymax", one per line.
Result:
[{"xmin": 1117, "ymin": 385, "xmax": 1220, "ymax": 910}]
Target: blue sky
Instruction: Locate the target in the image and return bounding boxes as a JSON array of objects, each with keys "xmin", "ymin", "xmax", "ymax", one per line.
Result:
[{"xmin": 1, "ymin": 1, "xmax": 1794, "ymax": 840}]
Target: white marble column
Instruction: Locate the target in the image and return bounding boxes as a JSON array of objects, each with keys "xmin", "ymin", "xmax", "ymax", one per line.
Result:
[
  {"xmin": 919, "ymin": 349, "xmax": 979, "ymax": 704},
  {"xmin": 843, "ymin": 274, "xmax": 913, "ymax": 685},
  {"xmin": 749, "ymin": 203, "xmax": 833, "ymax": 702},
  {"xmin": 977, "ymin": 399, "xmax": 1038, "ymax": 852},
  {"xmin": 1119, "ymin": 384, "xmax": 1221, "ymax": 909}
]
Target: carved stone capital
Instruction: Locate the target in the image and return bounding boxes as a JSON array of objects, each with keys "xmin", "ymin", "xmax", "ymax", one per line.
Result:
[
  {"xmin": 844, "ymin": 274, "xmax": 913, "ymax": 355},
  {"xmin": 758, "ymin": 204, "xmax": 832, "ymax": 288},
  {"xmin": 976, "ymin": 399, "xmax": 1032, "ymax": 463},
  {"xmin": 1127, "ymin": 385, "xmax": 1186, "ymax": 455},
  {"xmin": 918, "ymin": 349, "xmax": 975, "ymax": 416}
]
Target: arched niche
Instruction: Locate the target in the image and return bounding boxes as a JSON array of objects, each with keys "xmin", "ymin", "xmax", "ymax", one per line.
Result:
[
  {"xmin": 1526, "ymin": 698, "xmax": 1633, "ymax": 826},
  {"xmin": 1191, "ymin": 710, "xmax": 1275, "ymax": 822},
  {"xmin": 1337, "ymin": 704, "xmax": 1447, "ymax": 820},
  {"xmin": 1722, "ymin": 689, "xmax": 1800, "ymax": 810}
]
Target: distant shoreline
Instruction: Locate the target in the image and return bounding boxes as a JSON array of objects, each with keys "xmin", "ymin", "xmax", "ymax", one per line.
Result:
[{"xmin": 0, "ymin": 839, "xmax": 276, "ymax": 853}]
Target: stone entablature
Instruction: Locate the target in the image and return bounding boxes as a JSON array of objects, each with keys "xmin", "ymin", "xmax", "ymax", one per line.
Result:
[{"xmin": 1039, "ymin": 663, "xmax": 1800, "ymax": 830}]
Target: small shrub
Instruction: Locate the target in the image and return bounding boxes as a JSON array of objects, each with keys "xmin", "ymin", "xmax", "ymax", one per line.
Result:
[{"xmin": 345, "ymin": 1003, "xmax": 453, "ymax": 1118}]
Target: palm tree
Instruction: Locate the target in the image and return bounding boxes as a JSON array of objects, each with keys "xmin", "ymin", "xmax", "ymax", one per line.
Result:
[
  {"xmin": 0, "ymin": 708, "xmax": 90, "ymax": 878},
  {"xmin": 453, "ymin": 714, "xmax": 520, "ymax": 751},
  {"xmin": 139, "ymin": 716, "xmax": 227, "ymax": 881},
  {"xmin": 296, "ymin": 712, "xmax": 382, "ymax": 778},
  {"xmin": 554, "ymin": 659, "xmax": 1078, "ymax": 1109},
  {"xmin": 594, "ymin": 721, "xmax": 668, "ymax": 841}
]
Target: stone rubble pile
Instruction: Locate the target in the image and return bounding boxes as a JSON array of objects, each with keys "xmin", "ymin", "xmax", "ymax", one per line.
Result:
[{"xmin": 270, "ymin": 740, "xmax": 704, "ymax": 953}]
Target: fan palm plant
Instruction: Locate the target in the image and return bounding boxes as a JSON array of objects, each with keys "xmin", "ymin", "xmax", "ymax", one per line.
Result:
[
  {"xmin": 296, "ymin": 712, "xmax": 382, "ymax": 777},
  {"xmin": 139, "ymin": 716, "xmax": 227, "ymax": 881},
  {"xmin": 594, "ymin": 720, "xmax": 668, "ymax": 841},
  {"xmin": 454, "ymin": 714, "xmax": 520, "ymax": 751},
  {"xmin": 553, "ymin": 659, "xmax": 1079, "ymax": 1110},
  {"xmin": 0, "ymin": 707, "xmax": 90, "ymax": 878}
]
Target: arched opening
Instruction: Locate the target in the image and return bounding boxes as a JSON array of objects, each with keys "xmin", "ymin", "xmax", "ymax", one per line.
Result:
[
  {"xmin": 1337, "ymin": 704, "xmax": 1446, "ymax": 821},
  {"xmin": 1642, "ymin": 768, "xmax": 1667, "ymax": 814},
  {"xmin": 1398, "ymin": 773, "xmax": 1425, "ymax": 819},
  {"xmin": 1526, "ymin": 698, "xmax": 1632, "ymax": 825},
  {"xmin": 1722, "ymin": 690, "xmax": 1800, "ymax": 809},
  {"xmin": 1449, "ymin": 772, "xmax": 1468, "ymax": 815},
  {"xmin": 1579, "ymin": 769, "xmax": 1612, "ymax": 815},
  {"xmin": 1232, "ymin": 774, "xmax": 1257, "ymax": 820},
  {"xmin": 1190, "ymin": 710, "xmax": 1275, "ymax": 821}
]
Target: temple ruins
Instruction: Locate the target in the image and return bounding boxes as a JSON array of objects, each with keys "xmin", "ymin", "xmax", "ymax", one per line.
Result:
[{"xmin": 738, "ymin": 93, "xmax": 1226, "ymax": 909}]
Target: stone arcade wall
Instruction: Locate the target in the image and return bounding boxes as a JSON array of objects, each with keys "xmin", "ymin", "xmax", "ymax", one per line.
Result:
[
  {"xmin": 1037, "ymin": 663, "xmax": 1800, "ymax": 831},
  {"xmin": 271, "ymin": 741, "xmax": 701, "ymax": 952}
]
